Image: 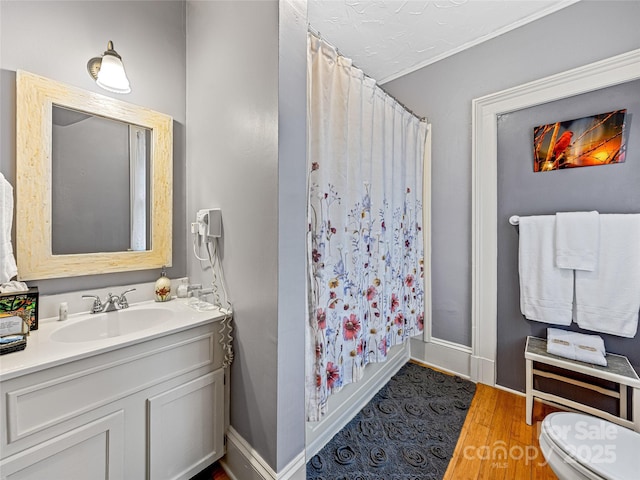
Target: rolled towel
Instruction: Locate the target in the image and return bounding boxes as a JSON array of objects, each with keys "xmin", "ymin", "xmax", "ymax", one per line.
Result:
[{"xmin": 546, "ymin": 328, "xmax": 607, "ymax": 366}]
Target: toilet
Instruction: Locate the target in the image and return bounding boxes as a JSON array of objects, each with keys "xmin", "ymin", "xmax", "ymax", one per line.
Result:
[{"xmin": 539, "ymin": 412, "xmax": 640, "ymax": 479}]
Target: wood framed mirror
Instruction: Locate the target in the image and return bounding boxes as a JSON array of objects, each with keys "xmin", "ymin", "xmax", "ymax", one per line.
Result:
[{"xmin": 15, "ymin": 70, "xmax": 172, "ymax": 280}]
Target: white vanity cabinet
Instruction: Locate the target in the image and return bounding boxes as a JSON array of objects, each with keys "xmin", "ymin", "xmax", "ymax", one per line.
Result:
[{"xmin": 0, "ymin": 318, "xmax": 229, "ymax": 480}]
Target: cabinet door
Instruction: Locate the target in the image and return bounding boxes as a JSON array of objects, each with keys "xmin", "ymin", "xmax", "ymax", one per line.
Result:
[
  {"xmin": 147, "ymin": 370, "xmax": 224, "ymax": 480},
  {"xmin": 0, "ymin": 410, "xmax": 124, "ymax": 480}
]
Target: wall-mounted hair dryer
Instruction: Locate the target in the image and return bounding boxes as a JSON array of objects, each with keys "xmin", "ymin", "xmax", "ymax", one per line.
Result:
[{"xmin": 192, "ymin": 208, "xmax": 222, "ymax": 238}]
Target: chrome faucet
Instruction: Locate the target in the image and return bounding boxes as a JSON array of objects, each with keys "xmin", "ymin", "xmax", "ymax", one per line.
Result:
[
  {"xmin": 117, "ymin": 288, "xmax": 136, "ymax": 309},
  {"xmin": 82, "ymin": 288, "xmax": 136, "ymax": 314}
]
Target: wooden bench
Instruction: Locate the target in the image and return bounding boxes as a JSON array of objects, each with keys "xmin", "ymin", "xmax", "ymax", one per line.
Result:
[{"xmin": 525, "ymin": 336, "xmax": 640, "ymax": 431}]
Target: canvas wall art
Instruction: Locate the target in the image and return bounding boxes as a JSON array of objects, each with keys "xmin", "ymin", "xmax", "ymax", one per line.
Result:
[{"xmin": 533, "ymin": 109, "xmax": 627, "ymax": 172}]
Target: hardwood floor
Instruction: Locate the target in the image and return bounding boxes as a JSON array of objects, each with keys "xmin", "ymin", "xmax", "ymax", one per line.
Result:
[
  {"xmin": 443, "ymin": 383, "xmax": 560, "ymax": 480},
  {"xmin": 209, "ymin": 378, "xmax": 560, "ymax": 480},
  {"xmin": 210, "ymin": 464, "xmax": 229, "ymax": 480},
  {"xmin": 195, "ymin": 462, "xmax": 229, "ymax": 480}
]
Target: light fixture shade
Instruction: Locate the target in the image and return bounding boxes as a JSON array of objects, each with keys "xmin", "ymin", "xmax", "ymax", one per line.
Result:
[{"xmin": 96, "ymin": 53, "xmax": 131, "ymax": 94}]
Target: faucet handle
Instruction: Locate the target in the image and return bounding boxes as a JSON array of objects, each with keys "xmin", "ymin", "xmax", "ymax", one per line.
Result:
[
  {"xmin": 118, "ymin": 288, "xmax": 136, "ymax": 309},
  {"xmin": 82, "ymin": 294, "xmax": 103, "ymax": 313}
]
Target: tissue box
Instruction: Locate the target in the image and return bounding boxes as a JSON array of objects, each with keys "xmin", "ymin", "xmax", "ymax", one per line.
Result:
[{"xmin": 0, "ymin": 287, "xmax": 39, "ymax": 331}]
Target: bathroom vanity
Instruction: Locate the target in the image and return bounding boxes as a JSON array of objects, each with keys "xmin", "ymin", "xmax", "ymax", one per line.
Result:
[{"xmin": 0, "ymin": 301, "xmax": 231, "ymax": 479}]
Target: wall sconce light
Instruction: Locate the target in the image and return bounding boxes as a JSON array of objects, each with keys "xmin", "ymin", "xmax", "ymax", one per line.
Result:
[{"xmin": 87, "ymin": 41, "xmax": 131, "ymax": 94}]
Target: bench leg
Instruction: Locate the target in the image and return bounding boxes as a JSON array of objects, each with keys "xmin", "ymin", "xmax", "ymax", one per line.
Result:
[
  {"xmin": 526, "ymin": 359, "xmax": 533, "ymax": 425},
  {"xmin": 634, "ymin": 387, "xmax": 640, "ymax": 433},
  {"xmin": 620, "ymin": 384, "xmax": 628, "ymax": 420}
]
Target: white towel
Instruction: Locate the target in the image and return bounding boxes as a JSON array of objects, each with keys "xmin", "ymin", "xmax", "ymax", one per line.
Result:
[
  {"xmin": 0, "ymin": 173, "xmax": 18, "ymax": 283},
  {"xmin": 555, "ymin": 211, "xmax": 599, "ymax": 271},
  {"xmin": 546, "ymin": 328, "xmax": 607, "ymax": 366},
  {"xmin": 518, "ymin": 215, "xmax": 573, "ymax": 325},
  {"xmin": 0, "ymin": 281, "xmax": 28, "ymax": 293},
  {"xmin": 575, "ymin": 214, "xmax": 640, "ymax": 338}
]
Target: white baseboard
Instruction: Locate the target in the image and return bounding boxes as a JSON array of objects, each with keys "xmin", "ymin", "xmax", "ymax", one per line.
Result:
[
  {"xmin": 470, "ymin": 355, "xmax": 496, "ymax": 385},
  {"xmin": 276, "ymin": 451, "xmax": 306, "ymax": 480},
  {"xmin": 410, "ymin": 337, "xmax": 472, "ymax": 379},
  {"xmin": 305, "ymin": 342, "xmax": 410, "ymax": 459},
  {"xmin": 494, "ymin": 383, "xmax": 525, "ymax": 397},
  {"xmin": 221, "ymin": 427, "xmax": 306, "ymax": 480}
]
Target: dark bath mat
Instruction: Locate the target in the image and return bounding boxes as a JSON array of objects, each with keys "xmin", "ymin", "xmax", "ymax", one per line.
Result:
[{"xmin": 307, "ymin": 362, "xmax": 476, "ymax": 480}]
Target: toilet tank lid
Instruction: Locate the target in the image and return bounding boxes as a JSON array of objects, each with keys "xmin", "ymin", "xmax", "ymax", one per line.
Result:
[{"xmin": 542, "ymin": 412, "xmax": 640, "ymax": 480}]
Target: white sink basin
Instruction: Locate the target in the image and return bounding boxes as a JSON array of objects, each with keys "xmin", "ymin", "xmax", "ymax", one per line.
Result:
[{"xmin": 51, "ymin": 308, "xmax": 173, "ymax": 343}]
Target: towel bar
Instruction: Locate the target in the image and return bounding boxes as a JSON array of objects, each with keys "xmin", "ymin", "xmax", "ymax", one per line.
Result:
[{"xmin": 509, "ymin": 215, "xmax": 520, "ymax": 226}]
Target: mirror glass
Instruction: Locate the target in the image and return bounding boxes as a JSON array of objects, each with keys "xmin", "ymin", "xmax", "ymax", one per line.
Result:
[
  {"xmin": 51, "ymin": 105, "xmax": 151, "ymax": 254},
  {"xmin": 16, "ymin": 70, "xmax": 173, "ymax": 280}
]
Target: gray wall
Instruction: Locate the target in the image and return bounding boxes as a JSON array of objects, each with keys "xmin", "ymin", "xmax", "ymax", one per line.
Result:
[
  {"xmin": 497, "ymin": 80, "xmax": 640, "ymax": 392},
  {"xmin": 384, "ymin": 1, "xmax": 640, "ymax": 348},
  {"xmin": 0, "ymin": 0, "xmax": 187, "ymax": 293},
  {"xmin": 186, "ymin": 0, "xmax": 306, "ymax": 472}
]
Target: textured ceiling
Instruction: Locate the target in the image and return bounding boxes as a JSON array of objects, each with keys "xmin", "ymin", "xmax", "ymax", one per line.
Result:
[{"xmin": 308, "ymin": 0, "xmax": 579, "ymax": 84}]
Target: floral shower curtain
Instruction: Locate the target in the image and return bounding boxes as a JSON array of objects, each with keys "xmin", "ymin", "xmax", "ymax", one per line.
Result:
[{"xmin": 306, "ymin": 34, "xmax": 428, "ymax": 421}]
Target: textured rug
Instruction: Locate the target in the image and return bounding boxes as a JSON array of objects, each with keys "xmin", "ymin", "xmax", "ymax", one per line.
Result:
[{"xmin": 306, "ymin": 362, "xmax": 476, "ymax": 480}]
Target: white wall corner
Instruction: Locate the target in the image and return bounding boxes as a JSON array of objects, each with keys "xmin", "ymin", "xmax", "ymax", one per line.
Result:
[
  {"xmin": 410, "ymin": 337, "xmax": 472, "ymax": 379},
  {"xmin": 276, "ymin": 452, "xmax": 306, "ymax": 480},
  {"xmin": 470, "ymin": 355, "xmax": 496, "ymax": 385},
  {"xmin": 221, "ymin": 427, "xmax": 276, "ymax": 480},
  {"xmin": 221, "ymin": 427, "xmax": 306, "ymax": 480}
]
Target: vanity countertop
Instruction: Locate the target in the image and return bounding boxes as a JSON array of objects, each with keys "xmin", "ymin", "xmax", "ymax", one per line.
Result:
[{"xmin": 0, "ymin": 300, "xmax": 228, "ymax": 382}]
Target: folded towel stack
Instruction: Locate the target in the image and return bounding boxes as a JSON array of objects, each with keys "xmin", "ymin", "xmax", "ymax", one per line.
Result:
[{"xmin": 546, "ymin": 328, "xmax": 607, "ymax": 366}]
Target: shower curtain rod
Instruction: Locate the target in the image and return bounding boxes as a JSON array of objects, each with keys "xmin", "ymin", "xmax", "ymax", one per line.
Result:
[{"xmin": 307, "ymin": 27, "xmax": 428, "ymax": 123}]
